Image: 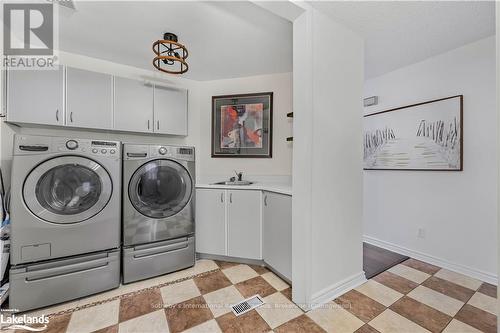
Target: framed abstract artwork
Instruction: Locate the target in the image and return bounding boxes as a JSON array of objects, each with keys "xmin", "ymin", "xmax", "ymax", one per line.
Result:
[
  {"xmin": 212, "ymin": 92, "xmax": 273, "ymax": 158},
  {"xmin": 364, "ymin": 95, "xmax": 463, "ymax": 171}
]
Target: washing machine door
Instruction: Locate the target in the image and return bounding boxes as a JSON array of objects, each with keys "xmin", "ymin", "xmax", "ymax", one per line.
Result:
[
  {"xmin": 23, "ymin": 156, "xmax": 112, "ymax": 224},
  {"xmin": 128, "ymin": 159, "xmax": 193, "ymax": 219}
]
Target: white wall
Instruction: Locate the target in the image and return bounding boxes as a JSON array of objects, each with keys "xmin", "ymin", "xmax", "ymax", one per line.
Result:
[
  {"xmin": 496, "ymin": 1, "xmax": 499, "ymax": 306},
  {"xmin": 0, "ymin": 51, "xmax": 293, "ymax": 187},
  {"xmin": 364, "ymin": 36, "xmax": 497, "ymax": 283},
  {"xmin": 292, "ymin": 6, "xmax": 365, "ymax": 309},
  {"xmin": 291, "ymin": 8, "xmax": 313, "ymax": 307},
  {"xmin": 309, "ymin": 9, "xmax": 364, "ymax": 300},
  {"xmin": 197, "ymin": 73, "xmax": 293, "ymax": 180}
]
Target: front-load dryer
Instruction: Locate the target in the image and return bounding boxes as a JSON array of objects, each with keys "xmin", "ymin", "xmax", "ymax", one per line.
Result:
[
  {"xmin": 122, "ymin": 144, "xmax": 195, "ymax": 283},
  {"xmin": 9, "ymin": 135, "xmax": 121, "ymax": 311}
]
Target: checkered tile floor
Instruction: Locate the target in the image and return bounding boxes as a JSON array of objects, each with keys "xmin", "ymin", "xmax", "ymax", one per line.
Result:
[{"xmin": 14, "ymin": 258, "xmax": 498, "ymax": 333}]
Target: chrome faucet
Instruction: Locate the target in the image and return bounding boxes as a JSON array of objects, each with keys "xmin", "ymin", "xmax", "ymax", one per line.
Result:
[{"xmin": 233, "ymin": 170, "xmax": 243, "ymax": 182}]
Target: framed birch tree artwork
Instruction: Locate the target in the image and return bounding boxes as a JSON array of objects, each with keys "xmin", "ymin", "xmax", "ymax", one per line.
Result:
[{"xmin": 363, "ymin": 95, "xmax": 463, "ymax": 171}]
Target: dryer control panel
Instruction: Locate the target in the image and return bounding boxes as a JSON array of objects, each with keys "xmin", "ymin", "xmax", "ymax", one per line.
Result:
[
  {"xmin": 149, "ymin": 145, "xmax": 195, "ymax": 161},
  {"xmin": 123, "ymin": 144, "xmax": 195, "ymax": 161}
]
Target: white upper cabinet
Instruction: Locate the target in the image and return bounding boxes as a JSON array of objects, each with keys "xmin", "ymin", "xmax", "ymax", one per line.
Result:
[
  {"xmin": 114, "ymin": 77, "xmax": 154, "ymax": 133},
  {"xmin": 6, "ymin": 66, "xmax": 188, "ymax": 135},
  {"xmin": 154, "ymin": 85, "xmax": 188, "ymax": 135},
  {"xmin": 227, "ymin": 190, "xmax": 262, "ymax": 260},
  {"xmin": 7, "ymin": 66, "xmax": 64, "ymax": 126},
  {"xmin": 66, "ymin": 67, "xmax": 113, "ymax": 129}
]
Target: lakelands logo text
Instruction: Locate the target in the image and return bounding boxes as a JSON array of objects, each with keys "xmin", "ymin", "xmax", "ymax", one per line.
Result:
[
  {"xmin": 3, "ymin": 2, "xmax": 58, "ymax": 70},
  {"xmin": 0, "ymin": 314, "xmax": 49, "ymax": 331}
]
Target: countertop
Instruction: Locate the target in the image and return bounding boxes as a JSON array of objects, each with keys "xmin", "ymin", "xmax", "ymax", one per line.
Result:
[{"xmin": 196, "ymin": 180, "xmax": 292, "ymax": 196}]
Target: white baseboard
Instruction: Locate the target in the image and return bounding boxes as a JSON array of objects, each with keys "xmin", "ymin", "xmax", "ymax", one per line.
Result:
[
  {"xmin": 363, "ymin": 235, "xmax": 498, "ymax": 285},
  {"xmin": 309, "ymin": 272, "xmax": 367, "ymax": 310}
]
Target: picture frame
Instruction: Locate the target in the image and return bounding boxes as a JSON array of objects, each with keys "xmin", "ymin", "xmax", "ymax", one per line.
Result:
[
  {"xmin": 363, "ymin": 95, "xmax": 463, "ymax": 171},
  {"xmin": 211, "ymin": 92, "xmax": 273, "ymax": 158}
]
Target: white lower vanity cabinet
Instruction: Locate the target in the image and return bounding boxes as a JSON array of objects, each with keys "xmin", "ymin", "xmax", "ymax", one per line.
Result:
[
  {"xmin": 195, "ymin": 189, "xmax": 226, "ymax": 256},
  {"xmin": 195, "ymin": 189, "xmax": 261, "ymax": 260},
  {"xmin": 262, "ymin": 191, "xmax": 292, "ymax": 281},
  {"xmin": 227, "ymin": 190, "xmax": 261, "ymax": 260}
]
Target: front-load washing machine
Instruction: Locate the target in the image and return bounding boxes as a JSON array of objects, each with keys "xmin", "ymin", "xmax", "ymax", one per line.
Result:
[
  {"xmin": 122, "ymin": 144, "xmax": 195, "ymax": 283},
  {"xmin": 9, "ymin": 134, "xmax": 121, "ymax": 311}
]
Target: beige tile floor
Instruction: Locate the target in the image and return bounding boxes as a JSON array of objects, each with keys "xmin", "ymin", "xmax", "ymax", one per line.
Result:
[{"xmin": 3, "ymin": 258, "xmax": 498, "ymax": 333}]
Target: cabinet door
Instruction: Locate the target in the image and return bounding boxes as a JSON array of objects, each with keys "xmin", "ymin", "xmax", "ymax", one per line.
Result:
[
  {"xmin": 227, "ymin": 190, "xmax": 261, "ymax": 260},
  {"xmin": 114, "ymin": 77, "xmax": 153, "ymax": 133},
  {"xmin": 153, "ymin": 85, "xmax": 188, "ymax": 135},
  {"xmin": 263, "ymin": 192, "xmax": 292, "ymax": 280},
  {"xmin": 195, "ymin": 189, "xmax": 226, "ymax": 256},
  {"xmin": 66, "ymin": 67, "xmax": 113, "ymax": 129},
  {"xmin": 7, "ymin": 66, "xmax": 64, "ymax": 125}
]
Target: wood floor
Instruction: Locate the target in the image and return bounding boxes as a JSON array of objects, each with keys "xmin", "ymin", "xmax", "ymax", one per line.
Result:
[{"xmin": 363, "ymin": 242, "xmax": 409, "ymax": 279}]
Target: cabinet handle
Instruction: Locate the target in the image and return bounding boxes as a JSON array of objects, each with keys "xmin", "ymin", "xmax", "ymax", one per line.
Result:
[
  {"xmin": 70, "ymin": 112, "xmax": 73, "ymax": 122},
  {"xmin": 229, "ymin": 193, "xmax": 232, "ymax": 203},
  {"xmin": 147, "ymin": 120, "xmax": 150, "ymax": 130},
  {"xmin": 264, "ymin": 195, "xmax": 267, "ymax": 206},
  {"xmin": 220, "ymin": 193, "xmax": 224, "ymax": 203},
  {"xmin": 56, "ymin": 109, "xmax": 59, "ymax": 121},
  {"xmin": 157, "ymin": 120, "xmax": 159, "ymax": 130}
]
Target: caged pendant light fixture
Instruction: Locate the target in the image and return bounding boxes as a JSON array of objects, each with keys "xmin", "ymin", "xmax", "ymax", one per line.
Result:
[{"xmin": 152, "ymin": 32, "xmax": 189, "ymax": 74}]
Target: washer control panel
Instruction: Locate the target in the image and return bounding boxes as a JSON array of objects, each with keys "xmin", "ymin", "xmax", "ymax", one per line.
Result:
[
  {"xmin": 52, "ymin": 138, "xmax": 120, "ymax": 157},
  {"xmin": 14, "ymin": 135, "xmax": 121, "ymax": 158},
  {"xmin": 89, "ymin": 140, "xmax": 119, "ymax": 157}
]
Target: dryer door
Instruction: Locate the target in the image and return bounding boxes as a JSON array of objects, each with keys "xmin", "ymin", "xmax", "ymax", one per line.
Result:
[
  {"xmin": 128, "ymin": 159, "xmax": 193, "ymax": 218},
  {"xmin": 23, "ymin": 156, "xmax": 112, "ymax": 224}
]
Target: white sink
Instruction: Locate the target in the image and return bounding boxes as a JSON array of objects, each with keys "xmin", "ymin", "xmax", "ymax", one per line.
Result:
[{"xmin": 212, "ymin": 180, "xmax": 254, "ymax": 185}]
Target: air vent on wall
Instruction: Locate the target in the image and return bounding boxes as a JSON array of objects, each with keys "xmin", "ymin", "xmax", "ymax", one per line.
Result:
[{"xmin": 231, "ymin": 295, "xmax": 264, "ymax": 316}]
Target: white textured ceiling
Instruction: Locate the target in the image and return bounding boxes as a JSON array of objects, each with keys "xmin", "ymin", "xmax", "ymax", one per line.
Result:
[
  {"xmin": 310, "ymin": 1, "xmax": 495, "ymax": 78},
  {"xmin": 58, "ymin": 1, "xmax": 293, "ymax": 81},
  {"xmin": 59, "ymin": 1, "xmax": 495, "ymax": 81}
]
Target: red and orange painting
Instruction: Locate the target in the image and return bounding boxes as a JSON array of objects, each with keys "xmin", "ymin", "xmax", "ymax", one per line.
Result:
[
  {"xmin": 220, "ymin": 103, "xmax": 264, "ymax": 149},
  {"xmin": 212, "ymin": 92, "xmax": 272, "ymax": 157}
]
